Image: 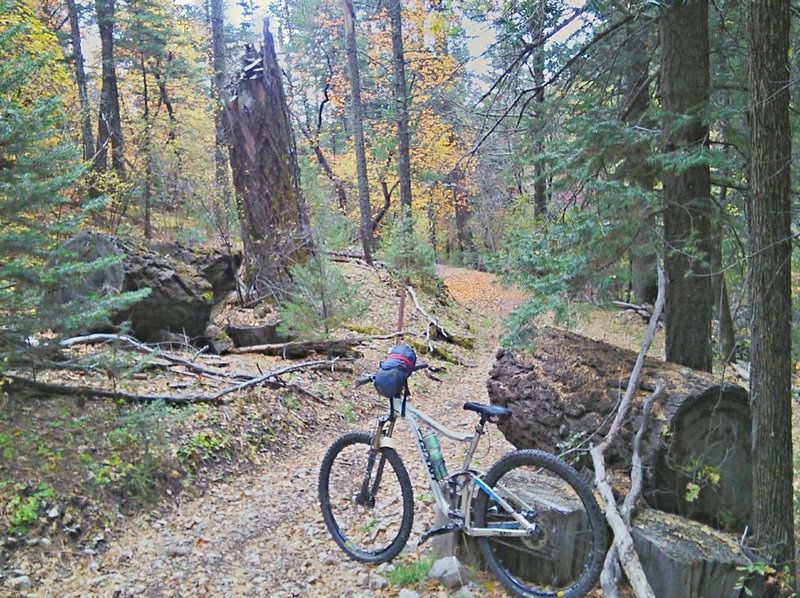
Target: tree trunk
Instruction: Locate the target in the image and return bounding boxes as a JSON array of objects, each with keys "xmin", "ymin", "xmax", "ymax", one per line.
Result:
[
  {"xmin": 225, "ymin": 21, "xmax": 312, "ymax": 301},
  {"xmin": 487, "ymin": 327, "xmax": 752, "ymax": 531},
  {"xmin": 631, "ymin": 509, "xmax": 752, "ymax": 598},
  {"xmin": 710, "ymin": 192, "xmax": 737, "ymax": 363},
  {"xmin": 66, "ymin": 0, "xmax": 94, "ymax": 163},
  {"xmin": 660, "ymin": 0, "xmax": 712, "ymax": 373},
  {"xmin": 622, "ymin": 18, "xmax": 657, "ymax": 305},
  {"xmin": 747, "ymin": 0, "xmax": 795, "ymax": 580},
  {"xmin": 94, "ymin": 0, "xmax": 125, "ymax": 178},
  {"xmin": 343, "ymin": 0, "xmax": 374, "ymax": 265},
  {"xmin": 210, "ymin": 0, "xmax": 231, "ymax": 212},
  {"xmin": 141, "ymin": 58, "xmax": 153, "ymax": 239},
  {"xmin": 387, "ymin": 0, "xmax": 413, "ymax": 214},
  {"xmin": 450, "ymin": 165, "xmax": 473, "ymax": 254}
]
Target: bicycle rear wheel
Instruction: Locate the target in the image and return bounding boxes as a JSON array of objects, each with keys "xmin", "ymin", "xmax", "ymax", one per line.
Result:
[
  {"xmin": 318, "ymin": 431, "xmax": 414, "ymax": 564},
  {"xmin": 473, "ymin": 450, "xmax": 607, "ymax": 598}
]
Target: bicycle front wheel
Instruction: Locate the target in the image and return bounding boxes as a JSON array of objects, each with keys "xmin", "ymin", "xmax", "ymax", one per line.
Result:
[
  {"xmin": 318, "ymin": 431, "xmax": 414, "ymax": 564},
  {"xmin": 473, "ymin": 450, "xmax": 607, "ymax": 598}
]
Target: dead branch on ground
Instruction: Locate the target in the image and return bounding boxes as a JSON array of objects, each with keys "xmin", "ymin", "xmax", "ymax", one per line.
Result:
[
  {"xmin": 3, "ymin": 359, "xmax": 336, "ymax": 404},
  {"xmin": 406, "ymin": 286, "xmax": 474, "ymax": 349},
  {"xmin": 224, "ymin": 332, "xmax": 412, "ymax": 358},
  {"xmin": 7, "ymin": 337, "xmax": 345, "ymax": 404}
]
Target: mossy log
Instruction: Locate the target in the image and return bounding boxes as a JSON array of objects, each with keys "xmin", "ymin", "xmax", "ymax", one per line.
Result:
[{"xmin": 487, "ymin": 326, "xmax": 751, "ymax": 530}]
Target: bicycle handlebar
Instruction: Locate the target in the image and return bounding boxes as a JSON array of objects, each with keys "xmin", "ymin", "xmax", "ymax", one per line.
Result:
[{"xmin": 355, "ymin": 374, "xmax": 374, "ymax": 387}]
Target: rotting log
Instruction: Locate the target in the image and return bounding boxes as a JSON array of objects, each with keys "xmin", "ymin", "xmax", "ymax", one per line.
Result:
[
  {"xmin": 487, "ymin": 326, "xmax": 752, "ymax": 530},
  {"xmin": 224, "ymin": 338, "xmax": 363, "ymax": 358},
  {"xmin": 226, "ymin": 321, "xmax": 287, "ymax": 348}
]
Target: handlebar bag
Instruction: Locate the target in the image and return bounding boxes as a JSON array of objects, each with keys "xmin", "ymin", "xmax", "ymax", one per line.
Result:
[{"xmin": 373, "ymin": 343, "xmax": 417, "ymax": 399}]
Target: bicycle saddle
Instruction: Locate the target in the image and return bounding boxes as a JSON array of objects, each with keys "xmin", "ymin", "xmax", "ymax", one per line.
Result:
[{"xmin": 463, "ymin": 402, "xmax": 512, "ymax": 422}]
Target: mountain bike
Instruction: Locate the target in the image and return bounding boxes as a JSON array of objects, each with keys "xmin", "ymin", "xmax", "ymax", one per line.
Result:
[{"xmin": 318, "ymin": 366, "xmax": 608, "ymax": 598}]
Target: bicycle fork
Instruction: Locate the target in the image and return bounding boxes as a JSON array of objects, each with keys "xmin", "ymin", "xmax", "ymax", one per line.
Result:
[{"xmin": 355, "ymin": 416, "xmax": 397, "ymax": 508}]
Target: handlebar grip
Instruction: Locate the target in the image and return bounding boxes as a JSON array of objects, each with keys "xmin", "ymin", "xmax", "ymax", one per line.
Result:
[
  {"xmin": 414, "ymin": 363, "xmax": 428, "ymax": 372},
  {"xmin": 355, "ymin": 375, "xmax": 374, "ymax": 387}
]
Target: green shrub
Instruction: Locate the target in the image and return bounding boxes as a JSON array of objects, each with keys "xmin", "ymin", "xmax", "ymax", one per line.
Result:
[
  {"xmin": 379, "ymin": 210, "xmax": 441, "ymax": 293},
  {"xmin": 7, "ymin": 482, "xmax": 53, "ymax": 535},
  {"xmin": 0, "ymin": 7, "xmax": 145, "ymax": 366},
  {"xmin": 387, "ymin": 556, "xmax": 435, "ymax": 587},
  {"xmin": 278, "ymin": 253, "xmax": 366, "ymax": 339}
]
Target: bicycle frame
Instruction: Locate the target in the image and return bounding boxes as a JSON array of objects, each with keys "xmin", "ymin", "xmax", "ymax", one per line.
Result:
[{"xmin": 372, "ymin": 397, "xmax": 536, "ymax": 538}]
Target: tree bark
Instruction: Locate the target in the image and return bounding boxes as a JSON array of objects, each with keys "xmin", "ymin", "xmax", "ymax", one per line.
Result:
[
  {"xmin": 622, "ymin": 18, "xmax": 657, "ymax": 305},
  {"xmin": 709, "ymin": 192, "xmax": 737, "ymax": 363},
  {"xmin": 659, "ymin": 0, "xmax": 713, "ymax": 373},
  {"xmin": 747, "ymin": 0, "xmax": 795, "ymax": 582},
  {"xmin": 450, "ymin": 165, "xmax": 473, "ymax": 254},
  {"xmin": 386, "ymin": 0, "xmax": 413, "ymax": 213},
  {"xmin": 209, "ymin": 0, "xmax": 232, "ymax": 213},
  {"xmin": 94, "ymin": 0, "xmax": 125, "ymax": 178},
  {"xmin": 140, "ymin": 58, "xmax": 154, "ymax": 239},
  {"xmin": 225, "ymin": 20, "xmax": 312, "ymax": 301},
  {"xmin": 66, "ymin": 0, "xmax": 94, "ymax": 163},
  {"xmin": 342, "ymin": 0, "xmax": 374, "ymax": 265}
]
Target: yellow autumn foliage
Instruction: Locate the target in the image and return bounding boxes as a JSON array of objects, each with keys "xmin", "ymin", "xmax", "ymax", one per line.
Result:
[{"xmin": 0, "ymin": 0, "xmax": 70, "ymax": 101}]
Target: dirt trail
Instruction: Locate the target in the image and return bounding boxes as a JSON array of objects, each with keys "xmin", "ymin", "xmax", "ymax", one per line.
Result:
[{"xmin": 27, "ymin": 266, "xmax": 525, "ymax": 598}]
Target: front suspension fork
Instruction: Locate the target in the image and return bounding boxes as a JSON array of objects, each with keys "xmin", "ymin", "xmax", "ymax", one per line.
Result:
[{"xmin": 356, "ymin": 416, "xmax": 397, "ymax": 507}]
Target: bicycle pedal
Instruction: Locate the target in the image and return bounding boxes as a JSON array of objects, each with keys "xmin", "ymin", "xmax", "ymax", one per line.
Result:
[{"xmin": 418, "ymin": 522, "xmax": 463, "ymax": 546}]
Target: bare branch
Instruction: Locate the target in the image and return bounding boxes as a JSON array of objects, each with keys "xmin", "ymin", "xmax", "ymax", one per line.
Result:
[{"xmin": 590, "ymin": 260, "xmax": 666, "ymax": 597}]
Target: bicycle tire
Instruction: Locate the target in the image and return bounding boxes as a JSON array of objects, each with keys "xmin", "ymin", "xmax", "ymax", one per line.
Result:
[
  {"xmin": 318, "ymin": 431, "xmax": 414, "ymax": 564},
  {"xmin": 473, "ymin": 449, "xmax": 607, "ymax": 598}
]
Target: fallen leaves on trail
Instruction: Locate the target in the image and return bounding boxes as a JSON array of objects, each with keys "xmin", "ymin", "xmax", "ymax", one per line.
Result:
[
  {"xmin": 437, "ymin": 265, "xmax": 527, "ymax": 317},
  {"xmin": 5, "ymin": 265, "xmax": 522, "ymax": 598}
]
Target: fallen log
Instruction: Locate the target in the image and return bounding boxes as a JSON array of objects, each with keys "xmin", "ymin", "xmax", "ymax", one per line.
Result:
[
  {"xmin": 224, "ymin": 338, "xmax": 363, "ymax": 358},
  {"xmin": 226, "ymin": 321, "xmax": 288, "ymax": 348},
  {"xmin": 487, "ymin": 326, "xmax": 751, "ymax": 530}
]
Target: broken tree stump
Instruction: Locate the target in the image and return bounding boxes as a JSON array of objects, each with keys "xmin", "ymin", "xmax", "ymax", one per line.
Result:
[
  {"xmin": 632, "ymin": 509, "xmax": 751, "ymax": 598},
  {"xmin": 487, "ymin": 326, "xmax": 752, "ymax": 530}
]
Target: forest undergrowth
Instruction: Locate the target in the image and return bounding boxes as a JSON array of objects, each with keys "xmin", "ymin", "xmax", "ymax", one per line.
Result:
[{"xmin": 0, "ymin": 262, "xmax": 790, "ymax": 597}]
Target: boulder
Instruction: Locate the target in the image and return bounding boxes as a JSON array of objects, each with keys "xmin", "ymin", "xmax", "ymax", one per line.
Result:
[{"xmin": 47, "ymin": 232, "xmax": 215, "ymax": 344}]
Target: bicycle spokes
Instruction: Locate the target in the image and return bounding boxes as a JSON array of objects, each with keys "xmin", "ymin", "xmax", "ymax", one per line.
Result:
[
  {"xmin": 474, "ymin": 451, "xmax": 606, "ymax": 597},
  {"xmin": 318, "ymin": 432, "xmax": 414, "ymax": 564}
]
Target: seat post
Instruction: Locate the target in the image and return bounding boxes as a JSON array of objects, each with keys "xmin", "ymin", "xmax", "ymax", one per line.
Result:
[{"xmin": 462, "ymin": 420, "xmax": 485, "ymax": 470}]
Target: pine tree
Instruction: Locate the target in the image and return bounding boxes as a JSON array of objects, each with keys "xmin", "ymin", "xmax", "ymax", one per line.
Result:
[
  {"xmin": 0, "ymin": 1, "xmax": 143, "ymax": 363},
  {"xmin": 278, "ymin": 253, "xmax": 366, "ymax": 339}
]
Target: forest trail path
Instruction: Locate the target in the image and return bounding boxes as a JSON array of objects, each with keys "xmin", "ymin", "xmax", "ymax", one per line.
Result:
[{"xmin": 32, "ymin": 266, "xmax": 526, "ymax": 598}]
